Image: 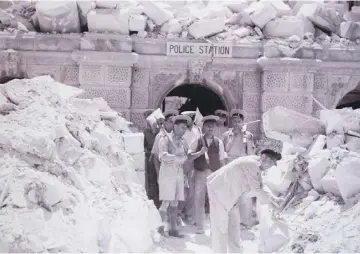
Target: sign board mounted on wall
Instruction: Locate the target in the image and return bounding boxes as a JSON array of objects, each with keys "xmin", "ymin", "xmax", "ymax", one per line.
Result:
[{"xmin": 166, "ymin": 42, "xmax": 233, "ymax": 58}]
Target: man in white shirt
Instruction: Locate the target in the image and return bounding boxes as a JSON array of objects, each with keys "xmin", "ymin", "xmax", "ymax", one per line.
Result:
[
  {"xmin": 188, "ymin": 115, "xmax": 227, "ymax": 234},
  {"xmin": 207, "ymin": 149, "xmax": 282, "ymax": 253}
]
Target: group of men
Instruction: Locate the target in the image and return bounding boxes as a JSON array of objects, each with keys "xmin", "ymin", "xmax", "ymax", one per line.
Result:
[{"xmin": 143, "ymin": 108, "xmax": 257, "ymax": 238}]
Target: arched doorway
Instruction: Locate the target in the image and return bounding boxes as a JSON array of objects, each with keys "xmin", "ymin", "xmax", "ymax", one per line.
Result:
[
  {"xmin": 337, "ymin": 81, "xmax": 360, "ymax": 109},
  {"xmin": 160, "ymin": 84, "xmax": 227, "ymax": 116}
]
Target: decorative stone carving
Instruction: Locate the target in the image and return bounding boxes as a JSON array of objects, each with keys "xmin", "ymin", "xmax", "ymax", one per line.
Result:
[
  {"xmin": 131, "ymin": 111, "xmax": 147, "ymax": 129},
  {"xmin": 79, "ymin": 87, "xmax": 131, "ymax": 108},
  {"xmin": 313, "ymin": 92, "xmax": 327, "ymax": 117},
  {"xmin": 314, "ymin": 73, "xmax": 328, "ymax": 91},
  {"xmin": 79, "ymin": 64, "xmax": 104, "ymax": 85},
  {"xmin": 243, "ymin": 72, "xmax": 261, "ymax": 93},
  {"xmin": 61, "ymin": 66, "xmax": 79, "ymax": 85},
  {"xmin": 244, "ymin": 112, "xmax": 261, "ymax": 136},
  {"xmin": 132, "ymin": 88, "xmax": 149, "ymax": 109},
  {"xmin": 329, "ymin": 75, "xmax": 351, "ymax": 97},
  {"xmin": 330, "ymin": 75, "xmax": 360, "ymax": 109},
  {"xmin": 187, "ymin": 60, "xmax": 208, "ymax": 84},
  {"xmin": 263, "ymin": 72, "xmax": 288, "ymax": 92},
  {"xmin": 262, "ymin": 92, "xmax": 313, "ymax": 114},
  {"xmin": 212, "ymin": 71, "xmax": 240, "ymax": 100},
  {"xmin": 1, "ymin": 51, "xmax": 20, "ymax": 77},
  {"xmin": 133, "ymin": 68, "xmax": 150, "ymax": 88},
  {"xmin": 150, "ymin": 70, "xmax": 184, "ymax": 107},
  {"xmin": 243, "ymin": 93, "xmax": 261, "ymax": 113},
  {"xmin": 26, "ymin": 64, "xmax": 61, "ymax": 81},
  {"xmin": 105, "ymin": 66, "xmax": 131, "ymax": 87},
  {"xmin": 289, "ymin": 73, "xmax": 314, "ymax": 92}
]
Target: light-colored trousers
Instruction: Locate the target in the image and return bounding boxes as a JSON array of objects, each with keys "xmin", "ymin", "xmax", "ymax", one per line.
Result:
[
  {"xmin": 184, "ymin": 166, "xmax": 195, "ymax": 218},
  {"xmin": 194, "ymin": 169, "xmax": 212, "ymax": 230},
  {"xmin": 208, "ymin": 195, "xmax": 242, "ymax": 253}
]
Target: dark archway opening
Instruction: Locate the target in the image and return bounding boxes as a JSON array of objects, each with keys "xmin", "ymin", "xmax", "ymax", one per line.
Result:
[
  {"xmin": 161, "ymin": 84, "xmax": 227, "ymax": 116},
  {"xmin": 0, "ymin": 77, "xmax": 20, "ymax": 84},
  {"xmin": 337, "ymin": 82, "xmax": 360, "ymax": 109}
]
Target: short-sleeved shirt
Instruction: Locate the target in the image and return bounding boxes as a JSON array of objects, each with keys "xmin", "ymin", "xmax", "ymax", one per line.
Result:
[
  {"xmin": 188, "ymin": 136, "xmax": 227, "ymax": 161},
  {"xmin": 183, "ymin": 126, "xmax": 201, "ymax": 148},
  {"xmin": 151, "ymin": 129, "xmax": 171, "ymax": 156}
]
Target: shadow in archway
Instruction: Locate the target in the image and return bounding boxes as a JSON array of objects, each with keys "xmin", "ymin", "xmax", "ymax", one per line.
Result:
[
  {"xmin": 337, "ymin": 81, "xmax": 360, "ymax": 109},
  {"xmin": 162, "ymin": 84, "xmax": 227, "ymax": 116}
]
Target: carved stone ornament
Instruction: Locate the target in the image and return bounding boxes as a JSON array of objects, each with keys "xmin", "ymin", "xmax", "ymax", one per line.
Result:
[
  {"xmin": 2, "ymin": 51, "xmax": 19, "ymax": 76},
  {"xmin": 151, "ymin": 71, "xmax": 183, "ymax": 107},
  {"xmin": 255, "ymin": 136, "xmax": 283, "ymax": 154},
  {"xmin": 187, "ymin": 60, "xmax": 208, "ymax": 84}
]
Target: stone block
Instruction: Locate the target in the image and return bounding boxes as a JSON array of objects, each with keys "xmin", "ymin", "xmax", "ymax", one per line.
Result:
[
  {"xmin": 161, "ymin": 19, "xmax": 182, "ymax": 34},
  {"xmin": 352, "ymin": 6, "xmax": 360, "ymax": 13},
  {"xmin": 95, "ymin": 0, "xmax": 117, "ymax": 9},
  {"xmin": 335, "ymin": 158, "xmax": 360, "ymax": 201},
  {"xmin": 130, "ymin": 152, "xmax": 145, "ymax": 171},
  {"xmin": 201, "ymin": 4, "xmax": 233, "ymax": 20},
  {"xmin": 264, "ymin": 18, "xmax": 304, "ymax": 38},
  {"xmin": 87, "ymin": 9, "xmax": 129, "ymax": 34},
  {"xmin": 36, "ymin": 1, "xmax": 80, "ymax": 33},
  {"xmin": 226, "ymin": 0, "xmax": 249, "ymax": 13},
  {"xmin": 343, "ymin": 11, "xmax": 360, "ymax": 22},
  {"xmin": 234, "ymin": 27, "xmax": 251, "ymax": 38},
  {"xmin": 261, "ymin": 0, "xmax": 292, "ymax": 17},
  {"xmin": 340, "ymin": 21, "xmax": 360, "ymax": 40},
  {"xmin": 325, "ymin": 3, "xmax": 348, "ymax": 16},
  {"xmin": 291, "ymin": 0, "xmax": 324, "ymax": 15},
  {"xmin": 297, "ymin": 3, "xmax": 342, "ymax": 33},
  {"xmin": 307, "ymin": 135, "xmax": 326, "ymax": 156},
  {"xmin": 246, "ymin": 2, "xmax": 278, "ymax": 29},
  {"xmin": 129, "ymin": 15, "xmax": 147, "ymax": 32},
  {"xmin": 77, "ymin": 1, "xmax": 96, "ymax": 26},
  {"xmin": 308, "ymin": 155, "xmax": 330, "ymax": 192},
  {"xmin": 105, "ymin": 66, "xmax": 131, "ymax": 87},
  {"xmin": 79, "ymin": 64, "xmax": 105, "ymax": 85},
  {"xmin": 143, "ymin": 1, "xmax": 174, "ymax": 26},
  {"xmin": 121, "ymin": 132, "xmax": 144, "ymax": 154},
  {"xmin": 320, "ymin": 169, "xmax": 341, "ymax": 196},
  {"xmin": 188, "ymin": 18, "xmax": 225, "ymax": 39},
  {"xmin": 345, "ymin": 135, "xmax": 360, "ymax": 152}
]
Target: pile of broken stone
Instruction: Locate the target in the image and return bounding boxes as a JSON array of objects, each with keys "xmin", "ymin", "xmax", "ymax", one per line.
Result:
[
  {"xmin": 261, "ymin": 106, "xmax": 360, "ymax": 252},
  {"xmin": 1, "ymin": 0, "xmax": 360, "ymax": 48}
]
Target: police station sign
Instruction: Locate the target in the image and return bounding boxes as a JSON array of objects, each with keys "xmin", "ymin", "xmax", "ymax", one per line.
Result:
[{"xmin": 166, "ymin": 42, "xmax": 232, "ymax": 58}]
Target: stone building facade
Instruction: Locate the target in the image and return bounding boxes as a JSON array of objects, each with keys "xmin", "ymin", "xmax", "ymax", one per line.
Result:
[{"xmin": 1, "ymin": 32, "xmax": 360, "ymax": 137}]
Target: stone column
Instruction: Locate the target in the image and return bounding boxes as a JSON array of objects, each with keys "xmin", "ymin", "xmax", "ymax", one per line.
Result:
[
  {"xmin": 257, "ymin": 57, "xmax": 321, "ymax": 131},
  {"xmin": 71, "ymin": 51, "xmax": 138, "ymax": 121}
]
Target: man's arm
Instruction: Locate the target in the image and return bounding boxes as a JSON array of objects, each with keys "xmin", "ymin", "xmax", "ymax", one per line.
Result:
[
  {"xmin": 245, "ymin": 132, "xmax": 255, "ymax": 155},
  {"xmin": 188, "ymin": 138, "xmax": 207, "ymax": 160},
  {"xmin": 158, "ymin": 136, "xmax": 175, "ymax": 163},
  {"xmin": 218, "ymin": 139, "xmax": 227, "ymax": 167}
]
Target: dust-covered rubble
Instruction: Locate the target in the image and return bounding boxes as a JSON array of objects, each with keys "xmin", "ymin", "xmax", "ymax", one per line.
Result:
[
  {"xmin": 0, "ymin": 76, "xmax": 161, "ymax": 252},
  {"xmin": 1, "ymin": 0, "xmax": 360, "ymax": 49},
  {"xmin": 260, "ymin": 105, "xmax": 360, "ymax": 252}
]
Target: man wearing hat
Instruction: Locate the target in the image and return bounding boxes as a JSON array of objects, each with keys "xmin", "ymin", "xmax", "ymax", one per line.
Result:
[
  {"xmin": 143, "ymin": 109, "xmax": 160, "ymax": 198},
  {"xmin": 214, "ymin": 109, "xmax": 229, "ymax": 139},
  {"xmin": 188, "ymin": 115, "xmax": 227, "ymax": 234},
  {"xmin": 158, "ymin": 114, "xmax": 191, "ymax": 238},
  {"xmin": 150, "ymin": 109, "xmax": 178, "ymax": 209},
  {"xmin": 223, "ymin": 109, "xmax": 256, "ymax": 228},
  {"xmin": 180, "ymin": 110, "xmax": 201, "ymax": 224}
]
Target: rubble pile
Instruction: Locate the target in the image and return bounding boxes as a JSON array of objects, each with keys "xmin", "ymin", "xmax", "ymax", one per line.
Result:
[
  {"xmin": 1, "ymin": 0, "xmax": 360, "ymax": 47},
  {"xmin": 261, "ymin": 105, "xmax": 360, "ymax": 252},
  {"xmin": 0, "ymin": 76, "xmax": 161, "ymax": 252}
]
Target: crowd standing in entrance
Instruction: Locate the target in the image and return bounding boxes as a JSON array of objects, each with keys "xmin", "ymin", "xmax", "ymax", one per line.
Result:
[{"xmin": 143, "ymin": 106, "xmax": 277, "ymax": 251}]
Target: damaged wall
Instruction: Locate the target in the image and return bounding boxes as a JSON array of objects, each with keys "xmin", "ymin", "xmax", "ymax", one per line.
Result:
[{"xmin": 0, "ymin": 33, "xmax": 360, "ymax": 138}]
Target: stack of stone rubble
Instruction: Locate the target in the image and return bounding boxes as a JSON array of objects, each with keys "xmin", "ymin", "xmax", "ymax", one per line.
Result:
[
  {"xmin": 2, "ymin": 0, "xmax": 360, "ymax": 45},
  {"xmin": 262, "ymin": 105, "xmax": 360, "ymax": 206}
]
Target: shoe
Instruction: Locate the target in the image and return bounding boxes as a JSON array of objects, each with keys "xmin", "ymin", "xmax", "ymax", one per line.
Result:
[{"xmin": 168, "ymin": 230, "xmax": 184, "ymax": 238}]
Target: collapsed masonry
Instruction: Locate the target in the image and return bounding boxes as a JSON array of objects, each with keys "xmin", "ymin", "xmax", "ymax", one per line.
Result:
[
  {"xmin": 1, "ymin": 0, "xmax": 360, "ymax": 51},
  {"xmin": 260, "ymin": 105, "xmax": 360, "ymax": 252},
  {"xmin": 0, "ymin": 76, "xmax": 161, "ymax": 252}
]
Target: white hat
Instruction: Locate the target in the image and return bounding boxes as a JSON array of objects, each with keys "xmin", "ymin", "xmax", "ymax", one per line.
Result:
[
  {"xmin": 201, "ymin": 115, "xmax": 220, "ymax": 124},
  {"xmin": 214, "ymin": 109, "xmax": 229, "ymax": 117},
  {"xmin": 230, "ymin": 109, "xmax": 245, "ymax": 118},
  {"xmin": 172, "ymin": 115, "xmax": 192, "ymax": 125},
  {"xmin": 181, "ymin": 111, "xmax": 196, "ymax": 116},
  {"xmin": 163, "ymin": 109, "xmax": 179, "ymax": 119}
]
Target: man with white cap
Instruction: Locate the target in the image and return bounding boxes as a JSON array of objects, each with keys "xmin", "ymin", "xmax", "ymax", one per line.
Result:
[
  {"xmin": 150, "ymin": 109, "xmax": 178, "ymax": 209},
  {"xmin": 158, "ymin": 115, "xmax": 191, "ymax": 238},
  {"xmin": 188, "ymin": 115, "xmax": 227, "ymax": 234},
  {"xmin": 214, "ymin": 109, "xmax": 229, "ymax": 139},
  {"xmin": 223, "ymin": 109, "xmax": 256, "ymax": 228}
]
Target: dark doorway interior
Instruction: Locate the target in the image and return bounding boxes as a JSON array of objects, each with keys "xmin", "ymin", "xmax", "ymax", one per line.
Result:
[
  {"xmin": 162, "ymin": 84, "xmax": 226, "ymax": 116},
  {"xmin": 337, "ymin": 83, "xmax": 360, "ymax": 109}
]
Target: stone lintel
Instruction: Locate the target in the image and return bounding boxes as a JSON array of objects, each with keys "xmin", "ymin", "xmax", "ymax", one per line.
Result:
[
  {"xmin": 257, "ymin": 57, "xmax": 322, "ymax": 72},
  {"xmin": 71, "ymin": 50, "xmax": 139, "ymax": 66},
  {"xmin": 19, "ymin": 51, "xmax": 75, "ymax": 65}
]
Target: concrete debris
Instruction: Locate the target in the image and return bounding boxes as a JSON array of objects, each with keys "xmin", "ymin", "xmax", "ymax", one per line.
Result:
[
  {"xmin": 87, "ymin": 8, "xmax": 129, "ymax": 34},
  {"xmin": 35, "ymin": 1, "xmax": 80, "ymax": 33},
  {"xmin": 129, "ymin": 14, "xmax": 147, "ymax": 32},
  {"xmin": 188, "ymin": 18, "xmax": 225, "ymax": 39},
  {"xmin": 0, "ymin": 0, "xmax": 360, "ymax": 42},
  {"xmin": 0, "ymin": 76, "xmax": 160, "ymax": 252}
]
